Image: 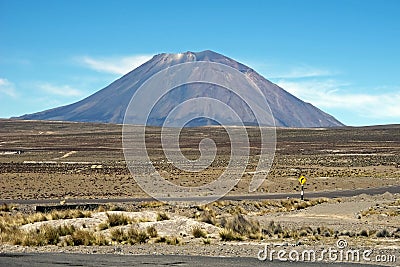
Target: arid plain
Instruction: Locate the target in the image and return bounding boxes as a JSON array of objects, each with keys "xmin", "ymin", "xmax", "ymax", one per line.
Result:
[
  {"xmin": 0, "ymin": 120, "xmax": 399, "ymax": 199},
  {"xmin": 0, "ymin": 119, "xmax": 399, "ymax": 264}
]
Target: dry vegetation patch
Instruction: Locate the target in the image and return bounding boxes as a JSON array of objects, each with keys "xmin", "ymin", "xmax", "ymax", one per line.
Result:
[
  {"xmin": 0, "ymin": 209, "xmax": 220, "ymax": 247},
  {"xmin": 191, "ymin": 226, "xmax": 207, "ymax": 238},
  {"xmin": 361, "ymin": 199, "xmax": 400, "ymax": 217}
]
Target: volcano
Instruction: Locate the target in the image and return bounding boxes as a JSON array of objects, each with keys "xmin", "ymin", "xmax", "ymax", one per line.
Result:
[{"xmin": 17, "ymin": 50, "xmax": 344, "ymax": 127}]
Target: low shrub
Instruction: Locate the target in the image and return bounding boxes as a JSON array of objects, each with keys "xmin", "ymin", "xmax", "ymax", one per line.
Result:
[
  {"xmin": 106, "ymin": 213, "xmax": 130, "ymax": 227},
  {"xmin": 199, "ymin": 209, "xmax": 216, "ymax": 225},
  {"xmin": 392, "ymin": 228, "xmax": 400, "ymax": 238},
  {"xmin": 155, "ymin": 236, "xmax": 167, "ymax": 243},
  {"xmin": 221, "ymin": 214, "xmax": 260, "ymax": 237},
  {"xmin": 376, "ymin": 229, "xmax": 390, "ymax": 238},
  {"xmin": 154, "ymin": 236, "xmax": 180, "ymax": 245},
  {"xmin": 262, "ymin": 221, "xmax": 283, "ymax": 236},
  {"xmin": 359, "ymin": 229, "xmax": 369, "ymax": 237},
  {"xmin": 192, "ymin": 226, "xmax": 207, "ymax": 238},
  {"xmin": 203, "ymin": 238, "xmax": 211, "ymax": 245},
  {"xmin": 110, "ymin": 226, "xmax": 149, "ymax": 244},
  {"xmin": 219, "ymin": 229, "xmax": 243, "ymax": 241},
  {"xmin": 110, "ymin": 228, "xmax": 125, "ymax": 243},
  {"xmin": 70, "ymin": 230, "xmax": 96, "ymax": 246},
  {"xmin": 57, "ymin": 224, "xmax": 75, "ymax": 236},
  {"xmin": 0, "ymin": 203, "xmax": 11, "ymax": 212},
  {"xmin": 156, "ymin": 212, "xmax": 169, "ymax": 221},
  {"xmin": 98, "ymin": 222, "xmax": 110, "ymax": 231},
  {"xmin": 127, "ymin": 227, "xmax": 149, "ymax": 244},
  {"xmin": 146, "ymin": 226, "xmax": 158, "ymax": 238},
  {"xmin": 166, "ymin": 236, "xmax": 180, "ymax": 245}
]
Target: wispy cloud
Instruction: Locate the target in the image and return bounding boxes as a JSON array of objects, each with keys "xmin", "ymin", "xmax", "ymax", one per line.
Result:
[
  {"xmin": 37, "ymin": 83, "xmax": 83, "ymax": 97},
  {"xmin": 270, "ymin": 65, "xmax": 334, "ymax": 79},
  {"xmin": 0, "ymin": 78, "xmax": 17, "ymax": 97},
  {"xmin": 78, "ymin": 54, "xmax": 153, "ymax": 75},
  {"xmin": 243, "ymin": 59, "xmax": 334, "ymax": 80},
  {"xmin": 275, "ymin": 79, "xmax": 400, "ymax": 119}
]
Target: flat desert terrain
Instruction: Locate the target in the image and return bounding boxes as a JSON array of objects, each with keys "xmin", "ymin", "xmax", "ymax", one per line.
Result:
[
  {"xmin": 0, "ymin": 119, "xmax": 399, "ymax": 199},
  {"xmin": 0, "ymin": 120, "xmax": 399, "ymax": 265}
]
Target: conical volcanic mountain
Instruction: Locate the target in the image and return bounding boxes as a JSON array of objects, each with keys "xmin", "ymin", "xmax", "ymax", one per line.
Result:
[{"xmin": 18, "ymin": 50, "xmax": 344, "ymax": 127}]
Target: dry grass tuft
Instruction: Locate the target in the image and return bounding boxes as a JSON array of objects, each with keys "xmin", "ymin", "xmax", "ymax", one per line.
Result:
[
  {"xmin": 65, "ymin": 230, "xmax": 97, "ymax": 246},
  {"xmin": 105, "ymin": 205, "xmax": 127, "ymax": 212},
  {"xmin": 140, "ymin": 201, "xmax": 165, "ymax": 208},
  {"xmin": 376, "ymin": 229, "xmax": 391, "ymax": 238},
  {"xmin": 1, "ymin": 223, "xmax": 81, "ymax": 247},
  {"xmin": 106, "ymin": 213, "xmax": 130, "ymax": 227},
  {"xmin": 146, "ymin": 226, "xmax": 158, "ymax": 238},
  {"xmin": 156, "ymin": 212, "xmax": 169, "ymax": 221},
  {"xmin": 280, "ymin": 198, "xmax": 329, "ymax": 211},
  {"xmin": 61, "ymin": 230, "xmax": 107, "ymax": 246},
  {"xmin": 198, "ymin": 209, "xmax": 217, "ymax": 225},
  {"xmin": 110, "ymin": 228, "xmax": 125, "ymax": 243},
  {"xmin": 155, "ymin": 236, "xmax": 180, "ymax": 245},
  {"xmin": 48, "ymin": 210, "xmax": 91, "ymax": 220},
  {"xmin": 0, "ymin": 203, "xmax": 17, "ymax": 212},
  {"xmin": 361, "ymin": 200, "xmax": 400, "ymax": 217},
  {"xmin": 57, "ymin": 224, "xmax": 76, "ymax": 236},
  {"xmin": 221, "ymin": 214, "xmax": 260, "ymax": 237},
  {"xmin": 219, "ymin": 229, "xmax": 244, "ymax": 241},
  {"xmin": 359, "ymin": 229, "xmax": 369, "ymax": 237},
  {"xmin": 166, "ymin": 236, "xmax": 180, "ymax": 245},
  {"xmin": 110, "ymin": 226, "xmax": 149, "ymax": 244},
  {"xmin": 129, "ymin": 228, "xmax": 149, "ymax": 244},
  {"xmin": 392, "ymin": 228, "xmax": 400, "ymax": 238},
  {"xmin": 203, "ymin": 237, "xmax": 211, "ymax": 244},
  {"xmin": 0, "ymin": 204, "xmax": 10, "ymax": 212},
  {"xmin": 191, "ymin": 226, "xmax": 207, "ymax": 238},
  {"xmin": 12, "ymin": 225, "xmax": 61, "ymax": 246},
  {"xmin": 0, "ymin": 209, "xmax": 92, "ymax": 226},
  {"xmin": 154, "ymin": 236, "xmax": 167, "ymax": 243},
  {"xmin": 98, "ymin": 222, "xmax": 110, "ymax": 231},
  {"xmin": 262, "ymin": 221, "xmax": 283, "ymax": 236}
]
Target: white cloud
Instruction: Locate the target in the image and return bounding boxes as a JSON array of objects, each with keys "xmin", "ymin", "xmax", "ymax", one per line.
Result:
[
  {"xmin": 79, "ymin": 54, "xmax": 153, "ymax": 75},
  {"xmin": 269, "ymin": 65, "xmax": 334, "ymax": 79},
  {"xmin": 274, "ymin": 79, "xmax": 400, "ymax": 119},
  {"xmin": 37, "ymin": 83, "xmax": 83, "ymax": 97},
  {"xmin": 0, "ymin": 78, "xmax": 17, "ymax": 97},
  {"xmin": 244, "ymin": 60, "xmax": 335, "ymax": 80}
]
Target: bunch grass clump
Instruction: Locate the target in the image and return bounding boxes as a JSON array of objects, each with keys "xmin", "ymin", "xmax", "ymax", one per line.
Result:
[
  {"xmin": 219, "ymin": 229, "xmax": 244, "ymax": 241},
  {"xmin": 221, "ymin": 214, "xmax": 260, "ymax": 236},
  {"xmin": 156, "ymin": 212, "xmax": 169, "ymax": 221},
  {"xmin": 110, "ymin": 226, "xmax": 149, "ymax": 244},
  {"xmin": 106, "ymin": 213, "xmax": 131, "ymax": 227},
  {"xmin": 155, "ymin": 236, "xmax": 180, "ymax": 245},
  {"xmin": 62, "ymin": 230, "xmax": 108, "ymax": 246},
  {"xmin": 8, "ymin": 224, "xmax": 77, "ymax": 246},
  {"xmin": 146, "ymin": 225, "xmax": 158, "ymax": 238},
  {"xmin": 191, "ymin": 226, "xmax": 207, "ymax": 238}
]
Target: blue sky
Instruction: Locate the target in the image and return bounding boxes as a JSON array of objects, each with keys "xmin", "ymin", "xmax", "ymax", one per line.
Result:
[{"xmin": 1, "ymin": 0, "xmax": 399, "ymax": 126}]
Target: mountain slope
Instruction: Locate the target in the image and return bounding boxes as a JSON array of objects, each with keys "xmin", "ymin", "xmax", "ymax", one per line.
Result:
[{"xmin": 17, "ymin": 50, "xmax": 344, "ymax": 127}]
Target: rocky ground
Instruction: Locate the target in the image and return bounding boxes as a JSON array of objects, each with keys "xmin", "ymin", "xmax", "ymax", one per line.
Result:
[
  {"xmin": 0, "ymin": 193, "xmax": 399, "ymax": 265},
  {"xmin": 0, "ymin": 120, "xmax": 399, "ymax": 265},
  {"xmin": 1, "ymin": 120, "xmax": 399, "ymax": 200}
]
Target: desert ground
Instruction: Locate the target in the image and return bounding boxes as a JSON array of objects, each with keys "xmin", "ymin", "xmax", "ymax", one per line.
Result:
[{"xmin": 0, "ymin": 119, "xmax": 399, "ymax": 265}]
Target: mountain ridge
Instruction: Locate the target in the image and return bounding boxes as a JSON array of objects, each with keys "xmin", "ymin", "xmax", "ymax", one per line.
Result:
[{"xmin": 17, "ymin": 50, "xmax": 344, "ymax": 127}]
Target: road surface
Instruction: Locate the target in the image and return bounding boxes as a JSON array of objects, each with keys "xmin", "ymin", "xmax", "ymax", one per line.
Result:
[
  {"xmin": 0, "ymin": 185, "xmax": 398, "ymax": 205},
  {"xmin": 0, "ymin": 253, "xmax": 389, "ymax": 267}
]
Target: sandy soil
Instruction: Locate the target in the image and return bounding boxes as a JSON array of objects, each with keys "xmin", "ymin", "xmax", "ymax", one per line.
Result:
[
  {"xmin": 0, "ymin": 120, "xmax": 399, "ymax": 265},
  {"xmin": 1, "ymin": 120, "xmax": 399, "ymax": 200},
  {"xmin": 1, "ymin": 193, "xmax": 399, "ymax": 266}
]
